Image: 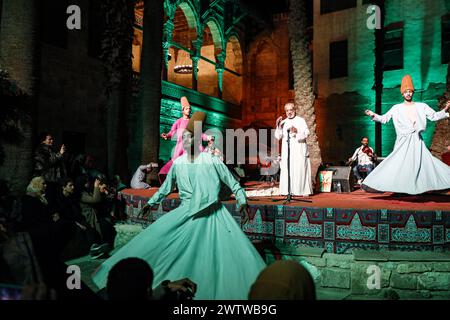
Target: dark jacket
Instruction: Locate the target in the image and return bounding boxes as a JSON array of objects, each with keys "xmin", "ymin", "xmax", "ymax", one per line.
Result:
[
  {"xmin": 53, "ymin": 191, "xmax": 85, "ymax": 225},
  {"xmin": 18, "ymin": 195, "xmax": 53, "ymax": 238},
  {"xmin": 33, "ymin": 144, "xmax": 66, "ymax": 182}
]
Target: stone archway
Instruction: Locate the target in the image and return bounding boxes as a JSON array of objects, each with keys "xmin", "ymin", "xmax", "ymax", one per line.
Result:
[
  {"xmin": 223, "ymin": 35, "xmax": 243, "ymax": 104},
  {"xmin": 197, "ymin": 21, "xmax": 222, "ymax": 97},
  {"xmin": 168, "ymin": 4, "xmax": 199, "ymax": 89}
]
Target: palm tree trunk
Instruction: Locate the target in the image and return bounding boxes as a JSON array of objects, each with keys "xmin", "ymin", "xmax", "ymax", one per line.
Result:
[
  {"xmin": 430, "ymin": 62, "xmax": 450, "ymax": 158},
  {"xmin": 0, "ymin": 0, "xmax": 40, "ymax": 194},
  {"xmin": 288, "ymin": 0, "xmax": 322, "ymax": 186}
]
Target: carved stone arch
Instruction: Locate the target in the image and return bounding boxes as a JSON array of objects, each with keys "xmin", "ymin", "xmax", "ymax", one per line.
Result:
[
  {"xmin": 166, "ymin": 0, "xmax": 200, "ymax": 32},
  {"xmin": 178, "ymin": 1, "xmax": 201, "ymax": 35},
  {"xmin": 223, "ymin": 31, "xmax": 243, "ymax": 104},
  {"xmin": 201, "ymin": 16, "xmax": 225, "ymax": 56},
  {"xmin": 247, "ymin": 34, "xmax": 281, "ymax": 61},
  {"xmin": 164, "ymin": 0, "xmax": 175, "ymax": 20},
  {"xmin": 224, "ymin": 29, "xmax": 242, "ymax": 49},
  {"xmin": 224, "ymin": 31, "xmax": 243, "ymax": 74}
]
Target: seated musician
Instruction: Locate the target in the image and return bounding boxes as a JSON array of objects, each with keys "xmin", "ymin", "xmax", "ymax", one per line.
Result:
[{"xmin": 348, "ymin": 137, "xmax": 377, "ymax": 185}]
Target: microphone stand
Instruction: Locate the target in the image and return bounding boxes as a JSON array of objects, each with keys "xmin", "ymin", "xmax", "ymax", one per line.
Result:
[{"xmin": 274, "ymin": 127, "xmax": 312, "ymax": 204}]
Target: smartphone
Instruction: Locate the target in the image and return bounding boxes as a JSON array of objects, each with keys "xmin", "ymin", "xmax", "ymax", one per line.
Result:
[{"xmin": 0, "ymin": 283, "xmax": 23, "ymax": 300}]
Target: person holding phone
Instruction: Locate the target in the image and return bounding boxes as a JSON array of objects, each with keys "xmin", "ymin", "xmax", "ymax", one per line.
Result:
[{"xmin": 33, "ymin": 132, "xmax": 68, "ymax": 208}]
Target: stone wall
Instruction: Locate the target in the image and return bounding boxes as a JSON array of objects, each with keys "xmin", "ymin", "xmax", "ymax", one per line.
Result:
[
  {"xmin": 37, "ymin": 0, "xmax": 108, "ymax": 170},
  {"xmin": 266, "ymin": 247, "xmax": 450, "ymax": 300},
  {"xmin": 242, "ymin": 13, "xmax": 295, "ymax": 129}
]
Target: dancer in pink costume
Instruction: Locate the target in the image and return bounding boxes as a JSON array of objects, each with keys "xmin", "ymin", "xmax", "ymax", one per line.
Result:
[{"xmin": 158, "ymin": 96, "xmax": 210, "ymax": 183}]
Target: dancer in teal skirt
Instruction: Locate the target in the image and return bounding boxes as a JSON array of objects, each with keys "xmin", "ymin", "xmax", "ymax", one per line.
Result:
[{"xmin": 92, "ymin": 112, "xmax": 266, "ymax": 299}]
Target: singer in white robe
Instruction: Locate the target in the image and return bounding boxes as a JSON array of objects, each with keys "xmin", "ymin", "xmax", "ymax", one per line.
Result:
[{"xmin": 275, "ymin": 103, "xmax": 313, "ymax": 196}]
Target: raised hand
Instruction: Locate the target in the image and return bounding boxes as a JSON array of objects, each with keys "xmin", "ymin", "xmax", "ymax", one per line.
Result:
[
  {"xmin": 166, "ymin": 278, "xmax": 197, "ymax": 296},
  {"xmin": 444, "ymin": 100, "xmax": 450, "ymax": 112},
  {"xmin": 276, "ymin": 116, "xmax": 283, "ymax": 127},
  {"xmin": 161, "ymin": 133, "xmax": 168, "ymax": 140},
  {"xmin": 365, "ymin": 110, "xmax": 375, "ymax": 117},
  {"xmin": 52, "ymin": 213, "xmax": 60, "ymax": 222},
  {"xmin": 138, "ymin": 204, "xmax": 151, "ymax": 218},
  {"xmin": 239, "ymin": 204, "xmax": 250, "ymax": 227}
]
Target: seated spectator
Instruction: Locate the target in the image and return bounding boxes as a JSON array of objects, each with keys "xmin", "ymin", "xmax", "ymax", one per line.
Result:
[
  {"xmin": 442, "ymin": 145, "xmax": 450, "ymax": 166},
  {"xmin": 130, "ymin": 163, "xmax": 158, "ymax": 189},
  {"xmin": 21, "ymin": 282, "xmax": 58, "ymax": 300},
  {"xmin": 19, "ymin": 177, "xmax": 58, "ymax": 242},
  {"xmin": 17, "ymin": 177, "xmax": 72, "ymax": 293},
  {"xmin": 107, "ymin": 175, "xmax": 127, "ymax": 221},
  {"xmin": 69, "ymin": 153, "xmax": 88, "ymax": 180},
  {"xmin": 1, "ymin": 180, "xmax": 44, "ymax": 285},
  {"xmin": 84, "ymin": 155, "xmax": 103, "ymax": 180},
  {"xmin": 102, "ymin": 257, "xmax": 196, "ymax": 300},
  {"xmin": 204, "ymin": 137, "xmax": 224, "ymax": 161},
  {"xmin": 248, "ymin": 260, "xmax": 316, "ymax": 300},
  {"xmin": 0, "ymin": 180, "xmax": 18, "ymax": 233},
  {"xmin": 95, "ymin": 179, "xmax": 117, "ymax": 248},
  {"xmin": 111, "ymin": 174, "xmax": 127, "ymax": 192},
  {"xmin": 53, "ymin": 178, "xmax": 95, "ymax": 260},
  {"xmin": 76, "ymin": 176, "xmax": 115, "ymax": 258}
]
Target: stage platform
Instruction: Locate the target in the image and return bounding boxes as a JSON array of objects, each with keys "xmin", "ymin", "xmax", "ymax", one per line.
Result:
[{"xmin": 117, "ymin": 182, "xmax": 450, "ymax": 254}]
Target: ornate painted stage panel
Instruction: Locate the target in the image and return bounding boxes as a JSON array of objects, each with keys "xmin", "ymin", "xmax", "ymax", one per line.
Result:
[{"xmin": 117, "ymin": 192, "xmax": 450, "ymax": 254}]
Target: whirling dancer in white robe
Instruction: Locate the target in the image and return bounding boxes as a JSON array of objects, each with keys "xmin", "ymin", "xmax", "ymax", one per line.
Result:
[{"xmin": 363, "ymin": 75, "xmax": 450, "ymax": 195}]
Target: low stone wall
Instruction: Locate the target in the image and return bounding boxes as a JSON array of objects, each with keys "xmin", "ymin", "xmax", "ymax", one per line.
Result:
[
  {"xmin": 266, "ymin": 246, "xmax": 450, "ymax": 300},
  {"xmin": 114, "ymin": 219, "xmax": 450, "ymax": 300}
]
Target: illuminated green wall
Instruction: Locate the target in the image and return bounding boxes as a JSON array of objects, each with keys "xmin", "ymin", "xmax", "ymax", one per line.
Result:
[
  {"xmin": 379, "ymin": 0, "xmax": 449, "ymax": 156},
  {"xmin": 314, "ymin": 0, "xmax": 448, "ymax": 162}
]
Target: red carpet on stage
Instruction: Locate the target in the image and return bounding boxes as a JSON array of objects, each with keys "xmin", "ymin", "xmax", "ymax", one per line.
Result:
[{"xmin": 119, "ymin": 184, "xmax": 450, "ymax": 211}]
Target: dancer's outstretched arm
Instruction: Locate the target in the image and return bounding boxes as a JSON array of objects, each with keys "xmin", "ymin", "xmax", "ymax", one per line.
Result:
[
  {"xmin": 139, "ymin": 166, "xmax": 176, "ymax": 216},
  {"xmin": 424, "ymin": 101, "xmax": 450, "ymax": 122},
  {"xmin": 161, "ymin": 119, "xmax": 180, "ymax": 140},
  {"xmin": 365, "ymin": 107, "xmax": 395, "ymax": 124},
  {"xmin": 212, "ymin": 156, "xmax": 250, "ymax": 225}
]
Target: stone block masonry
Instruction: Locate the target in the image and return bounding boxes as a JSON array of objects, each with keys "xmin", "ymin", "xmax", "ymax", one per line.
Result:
[{"xmin": 265, "ymin": 247, "xmax": 450, "ymax": 300}]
